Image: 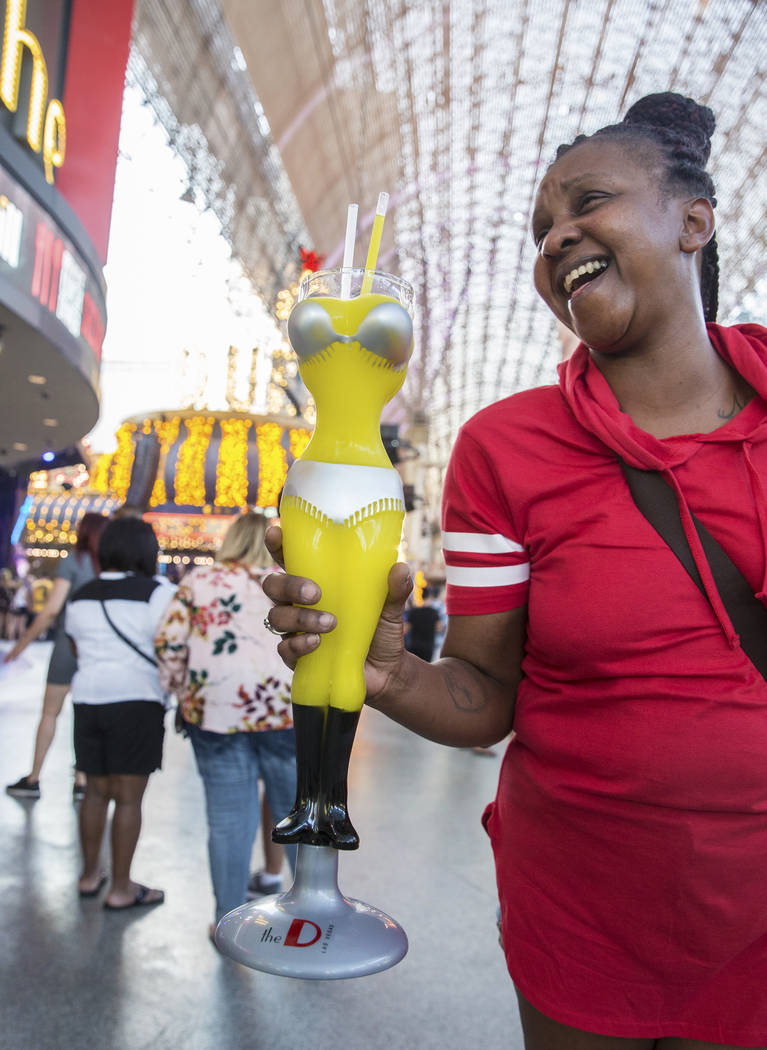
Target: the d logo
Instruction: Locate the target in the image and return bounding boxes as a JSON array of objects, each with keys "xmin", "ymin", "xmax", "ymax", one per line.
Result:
[{"xmin": 284, "ymin": 918, "xmax": 322, "ymax": 948}]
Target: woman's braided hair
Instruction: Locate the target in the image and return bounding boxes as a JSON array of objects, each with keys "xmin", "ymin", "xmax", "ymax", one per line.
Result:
[{"xmin": 555, "ymin": 92, "xmax": 719, "ymax": 322}]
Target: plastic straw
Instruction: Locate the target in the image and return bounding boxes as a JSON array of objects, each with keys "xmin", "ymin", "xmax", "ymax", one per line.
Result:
[
  {"xmin": 361, "ymin": 191, "xmax": 389, "ymax": 294},
  {"xmin": 340, "ymin": 203, "xmax": 358, "ymax": 299}
]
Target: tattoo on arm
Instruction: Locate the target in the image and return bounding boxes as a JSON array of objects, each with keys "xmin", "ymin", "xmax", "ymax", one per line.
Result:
[{"xmin": 442, "ymin": 666, "xmax": 487, "ymax": 713}]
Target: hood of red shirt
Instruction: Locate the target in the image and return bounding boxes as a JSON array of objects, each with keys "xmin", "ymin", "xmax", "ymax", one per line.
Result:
[
  {"xmin": 558, "ymin": 323, "xmax": 767, "ymax": 647},
  {"xmin": 558, "ymin": 323, "xmax": 767, "ymax": 468}
]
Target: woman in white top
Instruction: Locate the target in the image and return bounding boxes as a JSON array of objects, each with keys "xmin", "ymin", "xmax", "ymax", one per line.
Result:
[{"xmin": 66, "ymin": 517, "xmax": 175, "ymax": 909}]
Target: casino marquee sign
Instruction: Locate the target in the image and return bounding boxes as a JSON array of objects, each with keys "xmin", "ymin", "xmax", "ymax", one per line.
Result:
[
  {"xmin": 1, "ymin": 0, "xmax": 66, "ymax": 185},
  {"xmin": 0, "ymin": 158, "xmax": 105, "ymax": 375},
  {"xmin": 0, "ymin": 0, "xmax": 132, "ymax": 465}
]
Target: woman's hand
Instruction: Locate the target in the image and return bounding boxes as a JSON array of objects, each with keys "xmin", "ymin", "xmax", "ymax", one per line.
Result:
[
  {"xmin": 4, "ymin": 626, "xmax": 31, "ymax": 661},
  {"xmin": 5, "ymin": 577, "xmax": 71, "ymax": 661},
  {"xmin": 262, "ymin": 524, "xmax": 413, "ymax": 700}
]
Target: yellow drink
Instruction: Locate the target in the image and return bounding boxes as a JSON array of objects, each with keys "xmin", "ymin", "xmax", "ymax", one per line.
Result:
[
  {"xmin": 281, "ymin": 499, "xmax": 404, "ymax": 711},
  {"xmin": 282, "ymin": 287, "xmax": 413, "ymax": 713}
]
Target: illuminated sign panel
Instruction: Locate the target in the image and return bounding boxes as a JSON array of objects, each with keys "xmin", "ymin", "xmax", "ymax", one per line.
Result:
[
  {"xmin": 0, "ymin": 0, "xmax": 66, "ymax": 183},
  {"xmin": 0, "ymin": 161, "xmax": 105, "ymax": 362},
  {"xmin": 55, "ymin": 248, "xmax": 85, "ymax": 336},
  {"xmin": 0, "ymin": 192, "xmax": 22, "ymax": 265}
]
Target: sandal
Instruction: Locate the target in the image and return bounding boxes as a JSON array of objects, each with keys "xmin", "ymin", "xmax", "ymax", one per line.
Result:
[
  {"xmin": 104, "ymin": 885, "xmax": 164, "ymax": 910},
  {"xmin": 78, "ymin": 872, "xmax": 108, "ymax": 898}
]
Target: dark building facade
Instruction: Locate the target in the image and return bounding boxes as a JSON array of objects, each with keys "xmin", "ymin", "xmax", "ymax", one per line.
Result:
[{"xmin": 0, "ymin": 0, "xmax": 134, "ymax": 561}]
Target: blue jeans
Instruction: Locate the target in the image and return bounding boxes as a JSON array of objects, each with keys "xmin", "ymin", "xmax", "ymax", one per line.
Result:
[{"xmin": 188, "ymin": 725, "xmax": 298, "ymax": 922}]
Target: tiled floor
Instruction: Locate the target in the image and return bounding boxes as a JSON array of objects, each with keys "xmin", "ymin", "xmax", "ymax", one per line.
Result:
[{"xmin": 0, "ymin": 642, "xmax": 524, "ymax": 1050}]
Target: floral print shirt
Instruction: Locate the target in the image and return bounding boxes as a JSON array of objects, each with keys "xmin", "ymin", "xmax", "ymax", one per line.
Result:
[{"xmin": 154, "ymin": 561, "xmax": 292, "ymax": 734}]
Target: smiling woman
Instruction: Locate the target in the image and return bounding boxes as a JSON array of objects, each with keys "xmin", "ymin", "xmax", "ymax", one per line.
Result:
[
  {"xmin": 531, "ymin": 103, "xmax": 720, "ymax": 386},
  {"xmin": 262, "ymin": 92, "xmax": 767, "ymax": 1050}
]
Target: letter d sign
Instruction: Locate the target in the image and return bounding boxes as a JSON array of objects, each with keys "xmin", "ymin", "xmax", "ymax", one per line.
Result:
[{"xmin": 284, "ymin": 918, "xmax": 322, "ymax": 948}]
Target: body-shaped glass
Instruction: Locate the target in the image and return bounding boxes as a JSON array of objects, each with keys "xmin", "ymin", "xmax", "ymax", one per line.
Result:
[{"xmin": 274, "ymin": 268, "xmax": 414, "ymax": 850}]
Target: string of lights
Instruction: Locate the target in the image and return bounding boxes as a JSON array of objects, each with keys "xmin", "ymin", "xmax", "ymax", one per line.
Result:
[
  {"xmin": 110, "ymin": 423, "xmax": 138, "ymax": 502},
  {"xmin": 149, "ymin": 417, "xmax": 182, "ymax": 507},
  {"xmin": 169, "ymin": 0, "xmax": 766, "ymax": 476},
  {"xmin": 174, "ymin": 415, "xmax": 215, "ymax": 507},
  {"xmin": 215, "ymin": 417, "xmax": 251, "ymax": 508}
]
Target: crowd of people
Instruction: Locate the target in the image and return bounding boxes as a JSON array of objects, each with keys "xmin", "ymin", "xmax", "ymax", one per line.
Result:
[
  {"xmin": 0, "ymin": 565, "xmax": 51, "ymax": 641},
  {"xmin": 2, "ymin": 504, "xmax": 450, "ymax": 930},
  {"xmin": 3, "ymin": 509, "xmax": 299, "ymax": 928}
]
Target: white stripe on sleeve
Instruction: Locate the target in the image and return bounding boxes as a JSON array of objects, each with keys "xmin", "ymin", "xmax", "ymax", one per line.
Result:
[
  {"xmin": 442, "ymin": 531, "xmax": 524, "ymax": 555},
  {"xmin": 445, "ymin": 564, "xmax": 530, "ymax": 588}
]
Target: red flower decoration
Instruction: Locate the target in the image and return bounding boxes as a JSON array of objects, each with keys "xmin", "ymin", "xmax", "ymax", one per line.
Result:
[{"xmin": 299, "ymin": 247, "xmax": 326, "ymax": 272}]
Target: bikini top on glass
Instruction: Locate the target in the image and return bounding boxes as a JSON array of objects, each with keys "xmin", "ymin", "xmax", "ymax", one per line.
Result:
[{"xmin": 288, "ymin": 300, "xmax": 414, "ymax": 367}]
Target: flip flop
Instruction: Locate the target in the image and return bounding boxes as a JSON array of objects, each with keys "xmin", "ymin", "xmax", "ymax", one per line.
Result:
[
  {"xmin": 78, "ymin": 872, "xmax": 108, "ymax": 898},
  {"xmin": 104, "ymin": 885, "xmax": 165, "ymax": 910}
]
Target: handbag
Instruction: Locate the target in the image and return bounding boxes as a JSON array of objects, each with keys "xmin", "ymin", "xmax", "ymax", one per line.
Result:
[{"xmin": 619, "ymin": 460, "xmax": 767, "ymax": 682}]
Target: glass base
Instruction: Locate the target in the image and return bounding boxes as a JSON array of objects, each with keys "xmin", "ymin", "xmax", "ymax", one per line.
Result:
[{"xmin": 214, "ymin": 844, "xmax": 408, "ymax": 979}]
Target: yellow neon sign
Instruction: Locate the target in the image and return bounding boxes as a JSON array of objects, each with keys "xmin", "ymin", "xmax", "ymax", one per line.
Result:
[{"xmin": 1, "ymin": 0, "xmax": 66, "ymax": 184}]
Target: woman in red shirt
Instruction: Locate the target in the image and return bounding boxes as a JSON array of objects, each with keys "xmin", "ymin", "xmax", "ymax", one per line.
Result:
[{"xmin": 262, "ymin": 93, "xmax": 767, "ymax": 1049}]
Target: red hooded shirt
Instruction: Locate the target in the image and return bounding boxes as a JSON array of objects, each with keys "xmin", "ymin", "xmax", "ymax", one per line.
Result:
[{"xmin": 441, "ymin": 323, "xmax": 767, "ymax": 1041}]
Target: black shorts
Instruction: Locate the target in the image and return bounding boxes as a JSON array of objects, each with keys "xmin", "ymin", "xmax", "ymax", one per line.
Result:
[{"xmin": 73, "ymin": 701, "xmax": 165, "ymax": 776}]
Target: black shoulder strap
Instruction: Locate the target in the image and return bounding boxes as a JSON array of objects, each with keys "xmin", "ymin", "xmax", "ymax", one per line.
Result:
[
  {"xmin": 99, "ymin": 600, "xmax": 157, "ymax": 666},
  {"xmin": 619, "ymin": 460, "xmax": 767, "ymax": 681}
]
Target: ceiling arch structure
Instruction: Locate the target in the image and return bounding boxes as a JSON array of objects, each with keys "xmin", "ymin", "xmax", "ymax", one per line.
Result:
[{"xmin": 133, "ymin": 0, "xmax": 767, "ymax": 470}]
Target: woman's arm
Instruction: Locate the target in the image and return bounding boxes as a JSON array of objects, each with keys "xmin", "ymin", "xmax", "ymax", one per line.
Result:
[
  {"xmin": 154, "ymin": 581, "xmax": 193, "ymax": 694},
  {"xmin": 262, "ymin": 528, "xmax": 525, "ymax": 749},
  {"xmin": 4, "ymin": 578, "xmax": 71, "ymax": 661},
  {"xmin": 369, "ymin": 605, "xmax": 525, "ymax": 748}
]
